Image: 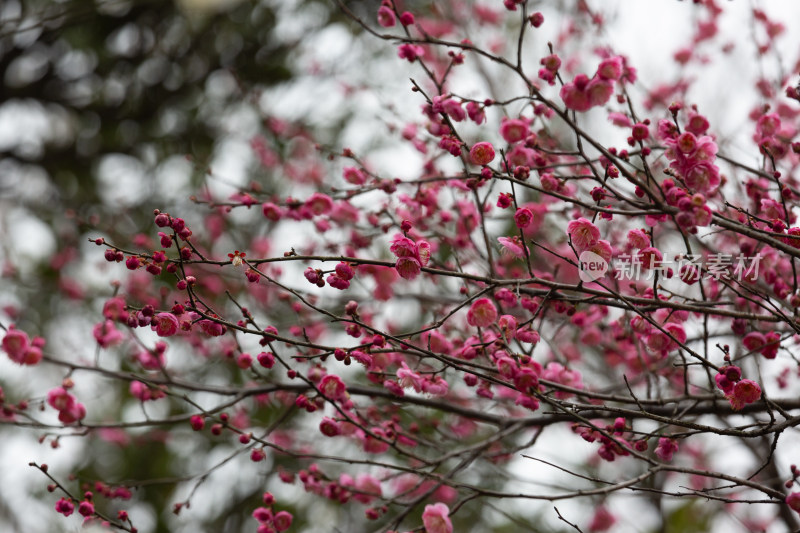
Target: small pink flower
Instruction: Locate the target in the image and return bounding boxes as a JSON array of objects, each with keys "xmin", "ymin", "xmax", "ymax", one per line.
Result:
[
  {"xmin": 390, "ymin": 234, "xmax": 417, "ymax": 258},
  {"xmin": 728, "ymin": 379, "xmax": 761, "ymax": 410},
  {"xmin": 130, "ymin": 381, "xmax": 164, "ymax": 402},
  {"xmin": 327, "ymin": 274, "xmax": 351, "ymax": 290},
  {"xmin": 632, "ymin": 122, "xmax": 650, "ymax": 141},
  {"xmin": 151, "ymin": 313, "xmax": 179, "ymax": 337},
  {"xmin": 466, "ymin": 102, "xmax": 485, "ymax": 124},
  {"xmin": 637, "ymin": 246, "xmax": 663, "ymax": 269},
  {"xmin": 319, "ymin": 417, "xmax": 342, "ymax": 437},
  {"xmin": 596, "ymin": 56, "xmax": 623, "ymax": 80},
  {"xmin": 498, "ymin": 236, "xmax": 525, "ymax": 258},
  {"xmin": 48, "ymin": 387, "xmax": 76, "ymax": 412},
  {"xmin": 397, "ymin": 361, "xmax": 424, "ymax": 392},
  {"xmin": 335, "ymin": 262, "xmax": 354, "ymax": 281},
  {"xmin": 469, "ymin": 142, "xmax": 495, "ymax": 165},
  {"xmin": 398, "ymin": 43, "xmax": 424, "ymax": 62},
  {"xmin": 58, "ymin": 402, "xmax": 86, "ymax": 424},
  {"xmin": 560, "ymin": 79, "xmax": 591, "ymax": 111},
  {"xmin": 467, "ymin": 298, "xmax": 498, "ymax": 328},
  {"xmin": 422, "ymin": 502, "xmax": 453, "ymax": 533},
  {"xmin": 190, "ymin": 415, "xmax": 205, "ymax": 431},
  {"xmin": 683, "ymin": 161, "xmax": 720, "ymax": 193},
  {"xmin": 787, "ymin": 492, "xmax": 800, "ymax": 513},
  {"xmin": 395, "ymin": 256, "xmax": 422, "ymax": 280},
  {"xmin": 250, "ymin": 448, "xmax": 266, "ymax": 462},
  {"xmin": 499, "ymin": 118, "xmax": 530, "ymax": 143},
  {"xmin": 421, "ymin": 375, "xmax": 449, "ymax": 396},
  {"xmin": 236, "ymin": 353, "xmax": 253, "ymax": 369},
  {"xmin": 626, "ymin": 228, "xmax": 650, "ymax": 250},
  {"xmin": 55, "ymin": 497, "xmax": 75, "ymax": 517},
  {"xmin": 586, "ymin": 78, "xmax": 614, "ymax": 106},
  {"xmin": 654, "ymin": 437, "xmax": 678, "ymax": 461},
  {"xmin": 353, "ymin": 473, "xmax": 383, "ymax": 504},
  {"xmin": 417, "ymin": 240, "xmax": 431, "ymax": 266},
  {"xmin": 516, "ymin": 328, "xmax": 540, "ymax": 344},
  {"xmin": 540, "ymin": 54, "xmax": 561, "ymax": 72},
  {"xmin": 376, "ymin": 5, "xmax": 396, "ymax": 27},
  {"xmin": 252, "ymin": 507, "xmax": 272, "ymax": 523},
  {"xmin": 496, "ymin": 356, "xmax": 518, "ymax": 379},
  {"xmin": 305, "ymin": 192, "xmax": 334, "ymax": 215},
  {"xmin": 78, "ymin": 500, "xmax": 95, "ymax": 517},
  {"xmin": 743, "ymin": 332, "xmax": 766, "ymax": 351},
  {"xmin": 588, "ymin": 506, "xmax": 617, "ymax": 531},
  {"xmin": 343, "ymin": 166, "xmax": 367, "ymax": 185},
  {"xmin": 273, "ymin": 511, "xmax": 293, "ymax": 532},
  {"xmin": 320, "ymin": 374, "xmax": 347, "ymax": 401},
  {"xmin": 93, "ymin": 320, "xmax": 124, "ymax": 348},
  {"xmin": 513, "ymin": 207, "xmax": 533, "ymax": 228},
  {"xmin": 686, "ymin": 112, "xmax": 710, "ymax": 135},
  {"xmin": 567, "ymin": 218, "xmax": 600, "ymax": 252},
  {"xmin": 257, "ymin": 351, "xmax": 275, "ymax": 368},
  {"xmin": 497, "ymin": 315, "xmax": 517, "ymax": 339},
  {"xmin": 2, "ymin": 326, "xmax": 29, "ymax": 362},
  {"xmin": 608, "ymin": 111, "xmax": 632, "ymax": 127}
]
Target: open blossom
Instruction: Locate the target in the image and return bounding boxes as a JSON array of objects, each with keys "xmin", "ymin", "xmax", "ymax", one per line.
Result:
[
  {"xmin": 560, "ymin": 73, "xmax": 613, "ymax": 111},
  {"xmin": 728, "ymin": 379, "xmax": 761, "ymax": 410},
  {"xmin": 422, "ymin": 503, "xmax": 453, "ymax": 533},
  {"xmin": 130, "ymin": 381, "xmax": 165, "ymax": 402},
  {"xmin": 422, "ymin": 375, "xmax": 449, "ymax": 396},
  {"xmin": 319, "ymin": 417, "xmax": 342, "ymax": 437},
  {"xmin": 47, "ymin": 387, "xmax": 76, "ymax": 412},
  {"xmin": 663, "ymin": 131, "xmax": 721, "ymax": 194},
  {"xmin": 343, "ymin": 166, "xmax": 367, "ymax": 185},
  {"xmin": 395, "ymin": 257, "xmax": 421, "ymax": 280},
  {"xmin": 596, "ymin": 56, "xmax": 623, "ymax": 80},
  {"xmin": 626, "ymin": 228, "xmax": 650, "ymax": 250},
  {"xmin": 469, "ymin": 141, "xmax": 495, "ymax": 165},
  {"xmin": 93, "ymin": 320, "xmax": 124, "ymax": 348},
  {"xmin": 47, "ymin": 387, "xmax": 86, "ymax": 424},
  {"xmin": 654, "ymin": 437, "xmax": 678, "ymax": 462},
  {"xmin": 499, "ymin": 118, "xmax": 529, "ymax": 143},
  {"xmin": 320, "ymin": 374, "xmax": 347, "ymax": 401},
  {"xmin": 273, "ymin": 510, "xmax": 293, "ymax": 532},
  {"xmin": 55, "ymin": 497, "xmax": 75, "ymax": 517},
  {"xmin": 513, "ymin": 207, "xmax": 533, "ymax": 228},
  {"xmin": 398, "ymin": 43, "xmax": 424, "ymax": 62},
  {"xmin": 151, "ymin": 312, "xmax": 179, "ymax": 337},
  {"xmin": 397, "ymin": 361, "xmax": 425, "ymax": 392},
  {"xmin": 498, "ymin": 236, "xmax": 525, "ymax": 258},
  {"xmin": 390, "ymin": 233, "xmax": 430, "ymax": 280},
  {"xmin": 2, "ymin": 326, "xmax": 44, "ymax": 365},
  {"xmin": 542, "ymin": 362, "xmax": 584, "ymax": 398},
  {"xmin": 567, "ymin": 218, "xmax": 600, "ymax": 252},
  {"xmin": 467, "ymin": 298, "xmax": 498, "ymax": 327}
]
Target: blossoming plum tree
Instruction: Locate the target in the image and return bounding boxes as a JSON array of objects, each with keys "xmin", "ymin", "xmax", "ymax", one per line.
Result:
[{"xmin": 3, "ymin": 0, "xmax": 800, "ymax": 532}]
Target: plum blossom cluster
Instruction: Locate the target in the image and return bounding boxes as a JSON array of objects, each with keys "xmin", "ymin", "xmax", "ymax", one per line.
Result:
[
  {"xmin": 567, "ymin": 217, "xmax": 612, "ymax": 264},
  {"xmin": 7, "ymin": 2, "xmax": 800, "ymax": 532},
  {"xmin": 390, "ymin": 232, "xmax": 431, "ymax": 280},
  {"xmin": 251, "ymin": 492, "xmax": 293, "ymax": 533},
  {"xmin": 560, "ymin": 55, "xmax": 633, "ymax": 112},
  {"xmin": 2, "ymin": 325, "xmax": 45, "ymax": 365},
  {"xmin": 715, "ymin": 365, "xmax": 763, "ymax": 410},
  {"xmin": 658, "ymin": 114, "xmax": 721, "ymax": 195},
  {"xmin": 47, "ymin": 386, "xmax": 86, "ymax": 425},
  {"xmin": 573, "ymin": 417, "xmax": 635, "ymax": 463}
]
